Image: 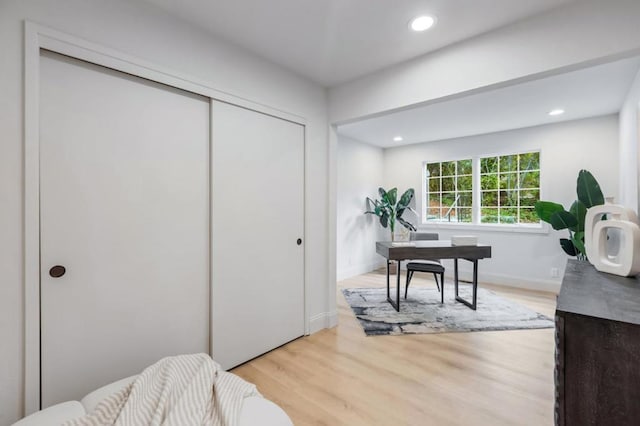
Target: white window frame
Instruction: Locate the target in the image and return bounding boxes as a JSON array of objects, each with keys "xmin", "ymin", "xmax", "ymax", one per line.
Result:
[
  {"xmin": 478, "ymin": 150, "xmax": 541, "ymax": 225},
  {"xmin": 421, "ymin": 149, "xmax": 545, "ymax": 234},
  {"xmin": 422, "ymin": 157, "xmax": 474, "ymax": 224}
]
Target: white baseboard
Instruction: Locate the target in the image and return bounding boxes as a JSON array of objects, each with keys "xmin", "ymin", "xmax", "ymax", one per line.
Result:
[
  {"xmin": 442, "ymin": 269, "xmax": 561, "ymax": 293},
  {"xmin": 308, "ymin": 310, "xmax": 338, "ymax": 334},
  {"xmin": 339, "ymin": 261, "xmax": 561, "ymax": 292},
  {"xmin": 337, "ymin": 259, "xmax": 386, "ymax": 281},
  {"xmin": 483, "ymin": 272, "xmax": 560, "ymax": 293}
]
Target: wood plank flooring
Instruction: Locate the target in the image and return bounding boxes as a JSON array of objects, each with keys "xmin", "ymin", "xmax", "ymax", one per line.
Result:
[{"xmin": 231, "ymin": 270, "xmax": 557, "ymax": 425}]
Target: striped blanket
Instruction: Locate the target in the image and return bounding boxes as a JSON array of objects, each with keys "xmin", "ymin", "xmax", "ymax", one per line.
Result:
[{"xmin": 63, "ymin": 353, "xmax": 259, "ymax": 426}]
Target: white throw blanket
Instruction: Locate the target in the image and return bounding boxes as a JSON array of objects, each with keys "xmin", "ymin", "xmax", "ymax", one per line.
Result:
[{"xmin": 63, "ymin": 354, "xmax": 259, "ymax": 426}]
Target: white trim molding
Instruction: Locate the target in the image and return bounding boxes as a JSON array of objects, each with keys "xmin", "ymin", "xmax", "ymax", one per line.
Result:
[
  {"xmin": 418, "ymin": 222, "xmax": 549, "ymax": 235},
  {"xmin": 26, "ymin": 22, "xmax": 306, "ymax": 126},
  {"xmin": 337, "ymin": 260, "xmax": 387, "ymax": 282},
  {"xmin": 23, "ymin": 21, "xmax": 309, "ymax": 415},
  {"xmin": 23, "ymin": 20, "xmax": 41, "ymax": 417},
  {"xmin": 386, "ymin": 261, "xmax": 561, "ymax": 293},
  {"xmin": 445, "ymin": 268, "xmax": 561, "ymax": 294},
  {"xmin": 309, "ymin": 311, "xmax": 339, "ymax": 334},
  {"xmin": 327, "ymin": 125, "xmax": 339, "ymax": 331}
]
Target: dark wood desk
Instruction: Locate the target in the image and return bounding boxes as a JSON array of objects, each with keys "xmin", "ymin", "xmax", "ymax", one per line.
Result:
[{"xmin": 376, "ymin": 241, "xmax": 492, "ymax": 311}]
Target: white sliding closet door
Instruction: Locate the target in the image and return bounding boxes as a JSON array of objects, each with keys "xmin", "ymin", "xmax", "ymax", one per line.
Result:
[
  {"xmin": 39, "ymin": 51, "xmax": 210, "ymax": 407},
  {"xmin": 211, "ymin": 101, "xmax": 305, "ymax": 369}
]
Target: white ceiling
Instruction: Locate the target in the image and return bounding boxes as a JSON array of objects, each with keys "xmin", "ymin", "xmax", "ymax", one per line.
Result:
[
  {"xmin": 337, "ymin": 56, "xmax": 640, "ymax": 148},
  {"xmin": 139, "ymin": 0, "xmax": 574, "ymax": 86}
]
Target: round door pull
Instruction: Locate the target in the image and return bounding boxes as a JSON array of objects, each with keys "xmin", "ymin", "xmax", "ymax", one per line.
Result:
[
  {"xmin": 49, "ymin": 265, "xmax": 66, "ymax": 278},
  {"xmin": 297, "ymin": 238, "xmax": 302, "ymax": 246}
]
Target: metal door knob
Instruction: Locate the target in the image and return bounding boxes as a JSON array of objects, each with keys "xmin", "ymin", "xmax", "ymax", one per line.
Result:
[
  {"xmin": 49, "ymin": 265, "xmax": 66, "ymax": 278},
  {"xmin": 297, "ymin": 238, "xmax": 302, "ymax": 246}
]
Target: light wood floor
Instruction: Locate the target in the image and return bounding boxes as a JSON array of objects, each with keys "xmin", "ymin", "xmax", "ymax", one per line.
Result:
[{"xmin": 232, "ymin": 271, "xmax": 557, "ymax": 426}]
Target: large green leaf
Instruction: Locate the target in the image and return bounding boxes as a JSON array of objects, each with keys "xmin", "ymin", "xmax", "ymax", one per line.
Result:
[
  {"xmin": 576, "ymin": 169, "xmax": 604, "ymax": 208},
  {"xmin": 572, "ymin": 231, "xmax": 586, "ymax": 257},
  {"xmin": 386, "ymin": 188, "xmax": 398, "ymax": 206},
  {"xmin": 378, "ymin": 187, "xmax": 388, "ymax": 205},
  {"xmin": 379, "ymin": 211, "xmax": 389, "ymax": 228},
  {"xmin": 534, "ymin": 201, "xmax": 565, "ymax": 223},
  {"xmin": 397, "ymin": 188, "xmax": 414, "ymax": 208},
  {"xmin": 549, "ymin": 210, "xmax": 578, "ymax": 231},
  {"xmin": 365, "ymin": 197, "xmax": 379, "ymax": 215},
  {"xmin": 569, "ymin": 200, "xmax": 587, "ymax": 232},
  {"xmin": 397, "ymin": 216, "xmax": 417, "ymax": 231},
  {"xmin": 560, "ymin": 238, "xmax": 578, "ymax": 256},
  {"xmin": 397, "ymin": 188, "xmax": 415, "ymax": 218}
]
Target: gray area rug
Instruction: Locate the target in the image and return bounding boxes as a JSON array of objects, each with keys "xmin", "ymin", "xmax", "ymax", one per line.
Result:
[{"xmin": 342, "ymin": 286, "xmax": 554, "ymax": 336}]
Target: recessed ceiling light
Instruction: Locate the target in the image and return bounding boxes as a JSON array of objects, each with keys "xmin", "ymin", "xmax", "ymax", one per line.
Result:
[
  {"xmin": 393, "ymin": 136, "xmax": 404, "ymax": 142},
  {"xmin": 409, "ymin": 15, "xmax": 436, "ymax": 32},
  {"xmin": 548, "ymin": 109, "xmax": 565, "ymax": 116}
]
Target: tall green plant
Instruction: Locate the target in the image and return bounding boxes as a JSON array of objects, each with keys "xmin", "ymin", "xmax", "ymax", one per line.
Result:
[
  {"xmin": 365, "ymin": 187, "xmax": 417, "ymax": 240},
  {"xmin": 534, "ymin": 170, "xmax": 604, "ymax": 260}
]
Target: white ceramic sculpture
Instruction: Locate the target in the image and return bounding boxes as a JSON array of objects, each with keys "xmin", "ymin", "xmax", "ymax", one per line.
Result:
[{"xmin": 584, "ymin": 204, "xmax": 640, "ymax": 277}]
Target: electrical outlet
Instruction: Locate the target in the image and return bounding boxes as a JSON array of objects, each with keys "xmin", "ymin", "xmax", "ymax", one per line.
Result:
[{"xmin": 551, "ymin": 267, "xmax": 559, "ymax": 278}]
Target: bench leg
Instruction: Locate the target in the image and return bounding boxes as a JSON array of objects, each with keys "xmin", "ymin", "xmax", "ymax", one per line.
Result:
[
  {"xmin": 432, "ymin": 272, "xmax": 441, "ymax": 292},
  {"xmin": 404, "ymin": 270, "xmax": 413, "ymax": 299}
]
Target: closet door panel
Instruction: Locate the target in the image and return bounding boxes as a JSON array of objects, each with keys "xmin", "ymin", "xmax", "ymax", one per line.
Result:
[
  {"xmin": 211, "ymin": 101, "xmax": 305, "ymax": 369},
  {"xmin": 40, "ymin": 51, "xmax": 210, "ymax": 407}
]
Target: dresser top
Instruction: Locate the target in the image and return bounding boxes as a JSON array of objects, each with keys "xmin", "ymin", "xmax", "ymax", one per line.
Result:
[{"xmin": 557, "ymin": 259, "xmax": 640, "ymax": 324}]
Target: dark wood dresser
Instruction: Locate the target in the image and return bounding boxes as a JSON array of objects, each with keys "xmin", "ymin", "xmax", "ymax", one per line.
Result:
[{"xmin": 555, "ymin": 260, "xmax": 640, "ymax": 425}]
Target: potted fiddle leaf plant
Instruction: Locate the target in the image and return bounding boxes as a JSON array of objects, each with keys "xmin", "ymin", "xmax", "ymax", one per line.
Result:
[
  {"xmin": 534, "ymin": 169, "xmax": 604, "ymax": 260},
  {"xmin": 365, "ymin": 187, "xmax": 417, "ymax": 241}
]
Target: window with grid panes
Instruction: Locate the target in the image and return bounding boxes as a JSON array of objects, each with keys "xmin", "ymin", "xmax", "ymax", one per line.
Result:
[
  {"xmin": 425, "ymin": 159, "xmax": 473, "ymax": 223},
  {"xmin": 479, "ymin": 152, "xmax": 540, "ymax": 224}
]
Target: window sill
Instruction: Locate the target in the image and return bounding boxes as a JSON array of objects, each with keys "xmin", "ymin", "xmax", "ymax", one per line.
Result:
[{"xmin": 418, "ymin": 222, "xmax": 549, "ymax": 235}]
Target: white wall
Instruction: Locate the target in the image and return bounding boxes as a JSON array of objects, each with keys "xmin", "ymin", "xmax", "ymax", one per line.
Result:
[
  {"xmin": 329, "ymin": 0, "xmax": 640, "ymax": 123},
  {"xmin": 383, "ymin": 115, "xmax": 619, "ymax": 291},
  {"xmin": 619, "ymin": 68, "xmax": 640, "ymax": 212},
  {"xmin": 326, "ymin": 0, "xmax": 640, "ymax": 317},
  {"xmin": 337, "ymin": 137, "xmax": 386, "ymax": 280},
  {"xmin": 0, "ymin": 1, "xmax": 329, "ymax": 423}
]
